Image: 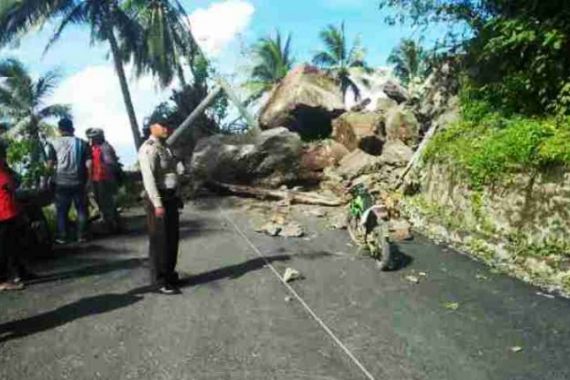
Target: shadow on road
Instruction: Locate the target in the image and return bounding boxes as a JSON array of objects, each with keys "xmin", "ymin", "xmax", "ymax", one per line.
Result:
[
  {"xmin": 184, "ymin": 255, "xmax": 292, "ymax": 286},
  {"xmin": 52, "ymin": 243, "xmax": 135, "ymax": 258},
  {"xmin": 127, "ymin": 254, "xmax": 296, "ymax": 295},
  {"xmin": 390, "ymin": 245, "xmax": 414, "ymax": 271},
  {"xmin": 179, "ymin": 251, "xmax": 333, "ymax": 288},
  {"xmin": 0, "ymin": 293, "xmax": 143, "ymax": 344},
  {"xmin": 27, "ymin": 258, "xmax": 147, "ymax": 286},
  {"xmin": 111, "ymin": 216, "xmax": 219, "ymax": 241}
]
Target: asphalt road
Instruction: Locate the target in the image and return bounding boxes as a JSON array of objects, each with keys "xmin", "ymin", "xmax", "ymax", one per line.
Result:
[{"xmin": 1, "ymin": 196, "xmax": 569, "ymax": 380}]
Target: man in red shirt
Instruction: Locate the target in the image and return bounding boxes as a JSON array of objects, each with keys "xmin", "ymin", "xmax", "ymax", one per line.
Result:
[
  {"xmin": 86, "ymin": 128, "xmax": 121, "ymax": 233},
  {"xmin": 0, "ymin": 142, "xmax": 25, "ymax": 291}
]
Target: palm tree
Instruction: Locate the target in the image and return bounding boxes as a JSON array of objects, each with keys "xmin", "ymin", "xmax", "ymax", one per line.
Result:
[
  {"xmin": 121, "ymin": 0, "xmax": 199, "ymax": 89},
  {"xmin": 0, "ymin": 0, "xmax": 144, "ymax": 149},
  {"xmin": 247, "ymin": 31, "xmax": 294, "ymax": 100},
  {"xmin": 312, "ymin": 22, "xmax": 367, "ymax": 100},
  {"xmin": 387, "ymin": 39, "xmax": 429, "ymax": 86},
  {"xmin": 0, "ymin": 58, "xmax": 71, "ymax": 178}
]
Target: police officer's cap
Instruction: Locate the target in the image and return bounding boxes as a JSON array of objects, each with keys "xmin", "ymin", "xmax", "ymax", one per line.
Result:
[{"xmin": 145, "ymin": 113, "xmax": 171, "ymax": 129}]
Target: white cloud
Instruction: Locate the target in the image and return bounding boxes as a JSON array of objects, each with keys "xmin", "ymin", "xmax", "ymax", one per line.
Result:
[
  {"xmin": 46, "ymin": 0, "xmax": 256, "ymax": 165},
  {"xmin": 50, "ymin": 65, "xmax": 173, "ymax": 165},
  {"xmin": 188, "ymin": 0, "xmax": 255, "ymax": 57}
]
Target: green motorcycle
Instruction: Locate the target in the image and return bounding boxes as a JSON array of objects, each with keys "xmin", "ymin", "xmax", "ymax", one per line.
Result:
[{"xmin": 347, "ymin": 184, "xmax": 393, "ymax": 271}]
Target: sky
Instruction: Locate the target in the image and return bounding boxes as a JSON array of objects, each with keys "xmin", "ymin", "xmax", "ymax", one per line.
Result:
[{"xmin": 0, "ymin": 0, "xmax": 436, "ymax": 165}]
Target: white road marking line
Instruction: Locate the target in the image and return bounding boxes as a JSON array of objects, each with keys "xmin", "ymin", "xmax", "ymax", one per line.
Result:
[{"xmin": 220, "ymin": 208, "xmax": 377, "ymax": 380}]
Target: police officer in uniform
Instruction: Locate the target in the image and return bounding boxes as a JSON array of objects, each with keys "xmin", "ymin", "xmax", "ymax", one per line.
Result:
[{"xmin": 139, "ymin": 115, "xmax": 182, "ymax": 295}]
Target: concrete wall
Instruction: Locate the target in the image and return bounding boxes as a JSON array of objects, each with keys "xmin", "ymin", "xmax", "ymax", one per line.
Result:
[
  {"xmin": 419, "ymin": 164, "xmax": 570, "ymax": 243},
  {"xmin": 403, "ymin": 163, "xmax": 570, "ymax": 295}
]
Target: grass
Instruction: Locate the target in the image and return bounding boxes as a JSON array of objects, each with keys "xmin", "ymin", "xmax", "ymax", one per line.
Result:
[{"xmin": 423, "ymin": 98, "xmax": 570, "ymax": 190}]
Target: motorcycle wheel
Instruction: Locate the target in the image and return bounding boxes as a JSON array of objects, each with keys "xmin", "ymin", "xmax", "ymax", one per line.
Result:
[
  {"xmin": 370, "ymin": 224, "xmax": 393, "ymax": 271},
  {"xmin": 346, "ymin": 213, "xmax": 366, "ymax": 247}
]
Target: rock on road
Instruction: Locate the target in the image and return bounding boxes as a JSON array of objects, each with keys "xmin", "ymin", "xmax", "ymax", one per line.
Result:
[{"xmin": 1, "ymin": 197, "xmax": 570, "ymax": 380}]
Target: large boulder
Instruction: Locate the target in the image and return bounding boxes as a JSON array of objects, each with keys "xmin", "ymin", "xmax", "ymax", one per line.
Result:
[
  {"xmin": 331, "ymin": 112, "xmax": 386, "ymax": 155},
  {"xmin": 380, "ymin": 139, "xmax": 413, "ymax": 166},
  {"xmin": 190, "ymin": 128, "xmax": 305, "ymax": 187},
  {"xmin": 385, "ymin": 105, "xmax": 420, "ymax": 147},
  {"xmin": 336, "ymin": 149, "xmax": 380, "ymax": 180},
  {"xmin": 301, "ymin": 140, "xmax": 349, "ymax": 172},
  {"xmin": 381, "ymin": 79, "xmax": 409, "ymax": 104},
  {"xmin": 259, "ymin": 65, "xmax": 345, "ymax": 140},
  {"xmin": 375, "ymin": 98, "xmax": 398, "ymax": 114}
]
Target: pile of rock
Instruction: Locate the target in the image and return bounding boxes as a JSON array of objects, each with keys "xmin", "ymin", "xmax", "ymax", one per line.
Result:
[{"xmin": 189, "ymin": 64, "xmax": 423, "ymax": 192}]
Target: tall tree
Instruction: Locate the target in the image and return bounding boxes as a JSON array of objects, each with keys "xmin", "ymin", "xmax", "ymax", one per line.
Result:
[
  {"xmin": 121, "ymin": 0, "xmax": 199, "ymax": 88},
  {"xmin": 247, "ymin": 31, "xmax": 294, "ymax": 100},
  {"xmin": 387, "ymin": 39, "xmax": 429, "ymax": 85},
  {"xmin": 379, "ymin": 0, "xmax": 570, "ymax": 115},
  {"xmin": 312, "ymin": 22, "xmax": 367, "ymax": 100},
  {"xmin": 0, "ymin": 0, "xmax": 144, "ymax": 149},
  {"xmin": 0, "ymin": 58, "xmax": 71, "ymax": 180}
]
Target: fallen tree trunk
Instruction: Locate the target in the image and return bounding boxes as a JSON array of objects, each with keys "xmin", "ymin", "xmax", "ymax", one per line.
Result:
[
  {"xmin": 395, "ymin": 122, "xmax": 440, "ymax": 190},
  {"xmin": 209, "ymin": 182, "xmax": 344, "ymax": 207}
]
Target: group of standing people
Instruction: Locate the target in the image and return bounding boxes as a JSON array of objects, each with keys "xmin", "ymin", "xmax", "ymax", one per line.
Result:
[
  {"xmin": 1, "ymin": 115, "xmax": 184, "ymax": 296},
  {"xmin": 0, "ymin": 118, "xmax": 123, "ymax": 290},
  {"xmin": 47, "ymin": 118, "xmax": 122, "ymax": 243}
]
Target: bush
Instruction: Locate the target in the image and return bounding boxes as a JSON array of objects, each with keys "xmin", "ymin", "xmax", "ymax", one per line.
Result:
[
  {"xmin": 424, "ymin": 96, "xmax": 570, "ymax": 190},
  {"xmin": 6, "ymin": 138, "xmax": 51, "ymax": 188}
]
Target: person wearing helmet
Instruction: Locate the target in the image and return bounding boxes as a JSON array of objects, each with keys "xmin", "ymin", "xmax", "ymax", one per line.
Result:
[
  {"xmin": 47, "ymin": 118, "xmax": 91, "ymax": 244},
  {"xmin": 86, "ymin": 128, "xmax": 122, "ymax": 234}
]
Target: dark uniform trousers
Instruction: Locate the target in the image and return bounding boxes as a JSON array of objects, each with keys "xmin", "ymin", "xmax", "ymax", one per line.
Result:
[{"xmin": 145, "ymin": 190, "xmax": 179, "ymax": 286}]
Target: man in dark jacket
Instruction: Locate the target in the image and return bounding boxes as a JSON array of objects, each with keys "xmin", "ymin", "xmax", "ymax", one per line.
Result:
[
  {"xmin": 86, "ymin": 128, "xmax": 121, "ymax": 233},
  {"xmin": 47, "ymin": 118, "xmax": 91, "ymax": 244}
]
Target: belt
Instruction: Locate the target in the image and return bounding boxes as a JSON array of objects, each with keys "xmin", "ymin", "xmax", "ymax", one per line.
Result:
[{"xmin": 158, "ymin": 189, "xmax": 177, "ymax": 197}]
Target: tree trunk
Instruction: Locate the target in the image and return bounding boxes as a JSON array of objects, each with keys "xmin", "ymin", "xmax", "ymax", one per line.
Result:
[
  {"xmin": 209, "ymin": 182, "xmax": 344, "ymax": 207},
  {"xmin": 176, "ymin": 64, "xmax": 187, "ymax": 87},
  {"xmin": 105, "ymin": 19, "xmax": 142, "ymax": 150},
  {"xmin": 395, "ymin": 122, "xmax": 441, "ymax": 190}
]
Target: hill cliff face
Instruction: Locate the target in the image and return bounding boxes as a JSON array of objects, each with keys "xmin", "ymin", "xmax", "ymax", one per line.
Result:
[{"xmin": 397, "ymin": 64, "xmax": 570, "ymax": 296}]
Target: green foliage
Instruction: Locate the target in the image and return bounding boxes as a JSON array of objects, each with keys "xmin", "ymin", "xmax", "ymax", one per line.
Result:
[
  {"xmin": 146, "ymin": 56, "xmax": 234, "ymax": 136},
  {"xmin": 387, "ymin": 39, "xmax": 430, "ymax": 85},
  {"xmin": 379, "ymin": 0, "xmax": 570, "ymax": 116},
  {"xmin": 0, "ymin": 58, "xmax": 67, "ymax": 187},
  {"xmin": 508, "ymin": 233, "xmax": 570, "ymax": 260},
  {"xmin": 6, "ymin": 138, "xmax": 51, "ymax": 188},
  {"xmin": 0, "ymin": 58, "xmax": 71, "ymax": 134},
  {"xmin": 247, "ymin": 30, "xmax": 295, "ymax": 101},
  {"xmin": 121, "ymin": 0, "xmax": 198, "ymax": 88},
  {"xmin": 312, "ymin": 22, "xmax": 368, "ymax": 100},
  {"xmin": 470, "ymin": 15, "xmax": 570, "ymax": 116},
  {"xmin": 0, "ymin": 0, "xmax": 161, "ymax": 147},
  {"xmin": 424, "ymin": 95, "xmax": 570, "ymax": 190}
]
